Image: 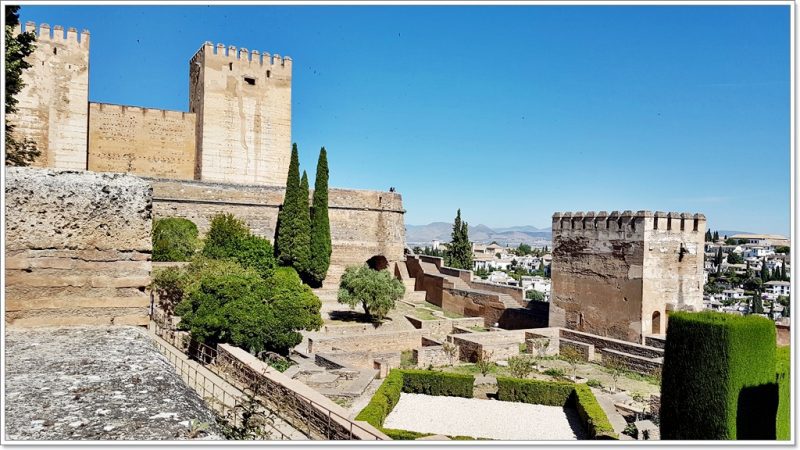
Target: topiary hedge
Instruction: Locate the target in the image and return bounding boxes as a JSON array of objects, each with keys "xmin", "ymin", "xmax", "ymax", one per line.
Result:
[
  {"xmin": 152, "ymin": 217, "xmax": 198, "ymax": 261},
  {"xmin": 401, "ymin": 369, "xmax": 474, "ymax": 398},
  {"xmin": 660, "ymin": 311, "xmax": 778, "ymax": 440},
  {"xmin": 355, "ymin": 370, "xmax": 475, "ymax": 440},
  {"xmin": 776, "ymin": 345, "xmax": 790, "ymax": 440},
  {"xmin": 496, "ymin": 377, "xmax": 616, "ymax": 439}
]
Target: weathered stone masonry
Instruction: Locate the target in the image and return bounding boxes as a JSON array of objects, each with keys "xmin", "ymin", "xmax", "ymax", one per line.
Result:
[
  {"xmin": 5, "ymin": 167, "xmax": 152, "ymax": 327},
  {"xmin": 550, "ymin": 210, "xmax": 705, "ymax": 343}
]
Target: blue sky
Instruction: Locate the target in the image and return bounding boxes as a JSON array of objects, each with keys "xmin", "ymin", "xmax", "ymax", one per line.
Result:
[{"xmin": 20, "ymin": 5, "xmax": 791, "ymax": 235}]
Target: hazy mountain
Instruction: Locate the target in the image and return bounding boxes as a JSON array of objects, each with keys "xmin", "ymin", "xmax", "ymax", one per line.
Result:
[
  {"xmin": 715, "ymin": 230, "xmax": 754, "ymax": 238},
  {"xmin": 406, "ymin": 222, "xmax": 551, "ymax": 246}
]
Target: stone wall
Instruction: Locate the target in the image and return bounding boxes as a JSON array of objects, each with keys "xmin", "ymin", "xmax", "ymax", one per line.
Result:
[
  {"xmin": 151, "ymin": 179, "xmax": 405, "ymax": 269},
  {"xmin": 9, "ymin": 22, "xmax": 89, "ymax": 169},
  {"xmin": 559, "ymin": 329, "xmax": 664, "ymax": 359},
  {"xmin": 307, "ymin": 330, "xmax": 422, "ymax": 354},
  {"xmin": 551, "ymin": 210, "xmax": 706, "ymax": 343},
  {"xmin": 413, "ymin": 344, "xmax": 453, "ymax": 368},
  {"xmin": 190, "ymin": 42, "xmax": 292, "ymax": 185},
  {"xmin": 468, "ymin": 280, "xmax": 525, "ymax": 304},
  {"xmin": 5, "ymin": 167, "xmax": 152, "ymax": 327},
  {"xmin": 87, "ymin": 103, "xmax": 196, "ymax": 179},
  {"xmin": 404, "ymin": 316, "xmax": 484, "ymax": 335},
  {"xmin": 216, "ymin": 344, "xmax": 387, "ymax": 440},
  {"xmin": 559, "ymin": 339, "xmax": 595, "ymax": 362},
  {"xmin": 600, "ymin": 348, "xmax": 663, "ymax": 376}
]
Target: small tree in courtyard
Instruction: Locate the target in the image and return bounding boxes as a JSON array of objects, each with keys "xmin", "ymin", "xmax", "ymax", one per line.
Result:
[
  {"xmin": 442, "ymin": 341, "xmax": 458, "ymax": 366},
  {"xmin": 475, "ymin": 349, "xmax": 495, "ymax": 377},
  {"xmin": 529, "ymin": 337, "xmax": 550, "ymax": 371},
  {"xmin": 337, "ymin": 265, "xmax": 405, "ymax": 322},
  {"xmin": 507, "ymin": 355, "xmax": 534, "ymax": 379},
  {"xmin": 560, "ymin": 346, "xmax": 583, "ymax": 381},
  {"xmin": 605, "ymin": 357, "xmax": 627, "ymax": 393}
]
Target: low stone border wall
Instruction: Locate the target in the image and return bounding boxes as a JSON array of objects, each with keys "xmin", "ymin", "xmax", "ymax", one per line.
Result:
[
  {"xmin": 559, "ymin": 329, "xmax": 664, "ymax": 359},
  {"xmin": 599, "ymin": 348, "xmax": 663, "ymax": 376},
  {"xmin": 524, "ymin": 329, "xmax": 560, "ymax": 357},
  {"xmin": 644, "ymin": 336, "xmax": 666, "ymax": 349},
  {"xmin": 307, "ymin": 330, "xmax": 422, "ymax": 354},
  {"xmin": 216, "ymin": 344, "xmax": 388, "ymax": 440},
  {"xmin": 559, "ymin": 339, "xmax": 595, "ymax": 362}
]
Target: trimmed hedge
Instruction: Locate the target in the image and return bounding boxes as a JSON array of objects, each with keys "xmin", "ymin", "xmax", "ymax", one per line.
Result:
[
  {"xmin": 496, "ymin": 377, "xmax": 616, "ymax": 439},
  {"xmin": 355, "ymin": 370, "xmax": 475, "ymax": 440},
  {"xmin": 660, "ymin": 311, "xmax": 777, "ymax": 440},
  {"xmin": 401, "ymin": 369, "xmax": 474, "ymax": 398},
  {"xmin": 776, "ymin": 346, "xmax": 790, "ymax": 440},
  {"xmin": 152, "ymin": 218, "xmax": 198, "ymax": 262}
]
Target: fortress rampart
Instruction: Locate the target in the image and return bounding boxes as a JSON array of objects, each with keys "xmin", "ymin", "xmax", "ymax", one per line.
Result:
[{"xmin": 550, "ymin": 210, "xmax": 705, "ymax": 343}]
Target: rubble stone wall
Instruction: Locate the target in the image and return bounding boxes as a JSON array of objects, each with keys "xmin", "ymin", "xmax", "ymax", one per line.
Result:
[{"xmin": 5, "ymin": 167, "xmax": 152, "ymax": 327}]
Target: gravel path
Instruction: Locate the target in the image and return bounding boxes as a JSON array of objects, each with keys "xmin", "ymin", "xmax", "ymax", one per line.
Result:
[{"xmin": 383, "ymin": 393, "xmax": 586, "ymax": 440}]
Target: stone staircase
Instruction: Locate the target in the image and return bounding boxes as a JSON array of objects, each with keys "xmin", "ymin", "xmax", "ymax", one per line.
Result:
[
  {"xmin": 395, "ymin": 261, "xmax": 427, "ymax": 304},
  {"xmin": 321, "ymin": 265, "xmax": 347, "ymax": 291}
]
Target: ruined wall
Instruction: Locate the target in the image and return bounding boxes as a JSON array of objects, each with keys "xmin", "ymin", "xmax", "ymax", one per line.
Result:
[
  {"xmin": 5, "ymin": 167, "xmax": 152, "ymax": 327},
  {"xmin": 190, "ymin": 42, "xmax": 292, "ymax": 185},
  {"xmin": 87, "ymin": 103, "xmax": 196, "ymax": 179},
  {"xmin": 8, "ymin": 22, "xmax": 89, "ymax": 169},
  {"xmin": 550, "ymin": 211, "xmax": 646, "ymax": 342},
  {"xmin": 150, "ymin": 179, "xmax": 405, "ymax": 268},
  {"xmin": 551, "ymin": 210, "xmax": 705, "ymax": 343}
]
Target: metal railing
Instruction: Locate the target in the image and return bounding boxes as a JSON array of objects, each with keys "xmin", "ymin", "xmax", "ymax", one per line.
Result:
[
  {"xmin": 148, "ymin": 322, "xmax": 294, "ymax": 440},
  {"xmin": 148, "ymin": 320, "xmax": 385, "ymax": 440}
]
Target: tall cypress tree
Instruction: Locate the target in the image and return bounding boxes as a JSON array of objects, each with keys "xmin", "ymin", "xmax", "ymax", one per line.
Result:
[
  {"xmin": 760, "ymin": 258, "xmax": 769, "ymax": 282},
  {"xmin": 781, "ymin": 262, "xmax": 787, "ymax": 281},
  {"xmin": 295, "ymin": 170, "xmax": 312, "ymax": 274},
  {"xmin": 705, "ymin": 229, "xmax": 712, "ymax": 242},
  {"xmin": 446, "ymin": 209, "xmax": 473, "ymax": 270},
  {"xmin": 307, "ymin": 147, "xmax": 331, "ymax": 286},
  {"xmin": 276, "ymin": 144, "xmax": 300, "ymax": 266},
  {"xmin": 713, "ymin": 231, "xmax": 720, "ymax": 242}
]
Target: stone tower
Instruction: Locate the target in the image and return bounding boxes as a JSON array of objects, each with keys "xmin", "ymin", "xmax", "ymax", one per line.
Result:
[
  {"xmin": 550, "ymin": 210, "xmax": 706, "ymax": 343},
  {"xmin": 8, "ymin": 22, "xmax": 89, "ymax": 169},
  {"xmin": 189, "ymin": 42, "xmax": 292, "ymax": 185}
]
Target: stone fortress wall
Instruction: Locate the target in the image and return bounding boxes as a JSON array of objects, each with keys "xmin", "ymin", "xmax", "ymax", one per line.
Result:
[
  {"xmin": 88, "ymin": 103, "xmax": 196, "ymax": 179},
  {"xmin": 550, "ymin": 210, "xmax": 705, "ymax": 343},
  {"xmin": 10, "ymin": 22, "xmax": 89, "ymax": 170},
  {"xmin": 190, "ymin": 42, "xmax": 292, "ymax": 185},
  {"xmin": 5, "ymin": 167, "xmax": 152, "ymax": 327}
]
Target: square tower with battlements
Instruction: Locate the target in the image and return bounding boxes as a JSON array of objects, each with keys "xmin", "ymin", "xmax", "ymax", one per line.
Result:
[
  {"xmin": 189, "ymin": 42, "xmax": 292, "ymax": 185},
  {"xmin": 550, "ymin": 210, "xmax": 706, "ymax": 344},
  {"xmin": 8, "ymin": 22, "xmax": 90, "ymax": 169}
]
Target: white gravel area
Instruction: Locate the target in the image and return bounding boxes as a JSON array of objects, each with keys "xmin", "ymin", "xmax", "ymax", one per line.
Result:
[{"xmin": 383, "ymin": 393, "xmax": 586, "ymax": 440}]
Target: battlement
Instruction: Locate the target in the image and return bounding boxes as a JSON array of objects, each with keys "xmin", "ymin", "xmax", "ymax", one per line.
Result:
[
  {"xmin": 89, "ymin": 102, "xmax": 194, "ymax": 121},
  {"xmin": 192, "ymin": 41, "xmax": 291, "ymax": 69},
  {"xmin": 18, "ymin": 22, "xmax": 89, "ymax": 48},
  {"xmin": 552, "ymin": 210, "xmax": 706, "ymax": 233}
]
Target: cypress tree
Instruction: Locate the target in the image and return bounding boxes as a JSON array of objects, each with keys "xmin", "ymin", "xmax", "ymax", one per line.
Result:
[
  {"xmin": 705, "ymin": 230, "xmax": 712, "ymax": 242},
  {"xmin": 295, "ymin": 170, "xmax": 312, "ymax": 274},
  {"xmin": 781, "ymin": 262, "xmax": 787, "ymax": 281},
  {"xmin": 713, "ymin": 231, "xmax": 720, "ymax": 242},
  {"xmin": 307, "ymin": 147, "xmax": 331, "ymax": 286},
  {"xmin": 446, "ymin": 209, "xmax": 473, "ymax": 270},
  {"xmin": 760, "ymin": 258, "xmax": 769, "ymax": 282},
  {"xmin": 276, "ymin": 144, "xmax": 300, "ymax": 266}
]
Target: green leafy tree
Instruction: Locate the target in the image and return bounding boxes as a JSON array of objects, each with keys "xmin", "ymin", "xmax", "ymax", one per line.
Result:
[
  {"xmin": 743, "ymin": 277, "xmax": 763, "ymax": 292},
  {"xmin": 517, "ymin": 243, "xmax": 532, "ymax": 255},
  {"xmin": 775, "ymin": 246, "xmax": 790, "ymax": 255},
  {"xmin": 202, "ymin": 213, "xmax": 276, "ymax": 280},
  {"xmin": 152, "ymin": 218, "xmax": 199, "ymax": 262},
  {"xmin": 526, "ymin": 290, "xmax": 545, "ymax": 302},
  {"xmin": 507, "ymin": 355, "xmax": 534, "ymax": 379},
  {"xmin": 306, "ymin": 147, "xmax": 331, "ymax": 286},
  {"xmin": 726, "ymin": 252, "xmax": 743, "ymax": 265},
  {"xmin": 445, "ymin": 209, "xmax": 473, "ymax": 270},
  {"xmin": 337, "ymin": 265, "xmax": 405, "ymax": 322},
  {"xmin": 5, "ymin": 6, "xmax": 39, "ymax": 166},
  {"xmin": 751, "ymin": 294, "xmax": 764, "ymax": 314},
  {"xmin": 760, "ymin": 258, "xmax": 769, "ymax": 282},
  {"xmin": 713, "ymin": 231, "xmax": 720, "ymax": 241},
  {"xmin": 275, "ymin": 144, "xmax": 311, "ymax": 274},
  {"xmin": 705, "ymin": 230, "xmax": 713, "ymax": 242}
]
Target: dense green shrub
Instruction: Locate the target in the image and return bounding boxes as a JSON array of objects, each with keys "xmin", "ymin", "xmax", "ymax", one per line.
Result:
[
  {"xmin": 401, "ymin": 370, "xmax": 474, "ymax": 398},
  {"xmin": 355, "ymin": 370, "xmax": 404, "ymax": 428},
  {"xmin": 201, "ymin": 214, "xmax": 276, "ymax": 279},
  {"xmin": 496, "ymin": 377, "xmax": 575, "ymax": 406},
  {"xmin": 776, "ymin": 346, "xmax": 790, "ymax": 440},
  {"xmin": 152, "ymin": 218, "xmax": 198, "ymax": 262},
  {"xmin": 152, "ymin": 257, "xmax": 244, "ymax": 315},
  {"xmin": 660, "ymin": 311, "xmax": 777, "ymax": 440},
  {"xmin": 338, "ymin": 265, "xmax": 405, "ymax": 321},
  {"xmin": 174, "ymin": 263, "xmax": 321, "ymax": 355},
  {"xmin": 496, "ymin": 377, "xmax": 616, "ymax": 439}
]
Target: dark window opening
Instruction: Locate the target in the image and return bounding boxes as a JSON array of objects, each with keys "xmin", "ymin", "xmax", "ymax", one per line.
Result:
[
  {"xmin": 693, "ymin": 218, "xmax": 699, "ymax": 232},
  {"xmin": 229, "ymin": 62, "xmax": 233, "ymax": 71},
  {"xmin": 266, "ymin": 70, "xmax": 271, "ymax": 78},
  {"xmin": 667, "ymin": 218, "xmax": 672, "ymax": 231},
  {"xmin": 244, "ymin": 77, "xmax": 256, "ymax": 86},
  {"xmin": 680, "ymin": 219, "xmax": 686, "ymax": 231},
  {"xmin": 631, "ymin": 219, "xmax": 636, "ymax": 232},
  {"xmin": 617, "ymin": 217, "xmax": 623, "ymax": 229},
  {"xmin": 53, "ymin": 47, "xmax": 57, "ymax": 55},
  {"xmin": 654, "ymin": 218, "xmax": 659, "ymax": 230}
]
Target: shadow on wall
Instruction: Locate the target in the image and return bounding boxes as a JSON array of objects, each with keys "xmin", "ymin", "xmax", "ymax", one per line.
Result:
[{"xmin": 367, "ymin": 255, "xmax": 389, "ymax": 271}]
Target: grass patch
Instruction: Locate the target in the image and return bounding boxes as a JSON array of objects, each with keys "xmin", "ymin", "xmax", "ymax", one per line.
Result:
[
  {"xmin": 469, "ymin": 325, "xmax": 489, "ymax": 332},
  {"xmin": 776, "ymin": 345, "xmax": 790, "ymax": 440},
  {"xmin": 400, "ymin": 350, "xmax": 415, "ymax": 368},
  {"xmin": 413, "ymin": 308, "xmax": 438, "ymax": 321}
]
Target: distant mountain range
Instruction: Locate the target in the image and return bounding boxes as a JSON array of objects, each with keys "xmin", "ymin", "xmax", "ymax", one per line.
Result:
[{"xmin": 406, "ymin": 222, "xmax": 551, "ymax": 246}]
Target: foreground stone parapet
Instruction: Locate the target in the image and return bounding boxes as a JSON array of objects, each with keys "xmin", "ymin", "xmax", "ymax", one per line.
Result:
[
  {"xmin": 4, "ymin": 326, "xmax": 222, "ymax": 440},
  {"xmin": 5, "ymin": 167, "xmax": 152, "ymax": 327}
]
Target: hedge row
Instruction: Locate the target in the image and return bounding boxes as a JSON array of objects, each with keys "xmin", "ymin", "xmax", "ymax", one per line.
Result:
[
  {"xmin": 401, "ymin": 369, "xmax": 474, "ymax": 398},
  {"xmin": 496, "ymin": 377, "xmax": 616, "ymax": 439},
  {"xmin": 776, "ymin": 346, "xmax": 790, "ymax": 440},
  {"xmin": 660, "ymin": 311, "xmax": 777, "ymax": 440},
  {"xmin": 355, "ymin": 370, "xmax": 475, "ymax": 440}
]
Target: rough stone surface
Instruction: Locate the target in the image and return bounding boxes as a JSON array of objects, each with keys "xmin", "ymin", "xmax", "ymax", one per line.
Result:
[
  {"xmin": 88, "ymin": 103, "xmax": 196, "ymax": 179},
  {"xmin": 4, "ymin": 326, "xmax": 223, "ymax": 441},
  {"xmin": 5, "ymin": 167, "xmax": 152, "ymax": 327},
  {"xmin": 550, "ymin": 211, "xmax": 705, "ymax": 343}
]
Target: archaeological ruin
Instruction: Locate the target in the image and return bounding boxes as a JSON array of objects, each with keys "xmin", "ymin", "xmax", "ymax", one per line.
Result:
[{"xmin": 550, "ymin": 211, "xmax": 706, "ymax": 343}]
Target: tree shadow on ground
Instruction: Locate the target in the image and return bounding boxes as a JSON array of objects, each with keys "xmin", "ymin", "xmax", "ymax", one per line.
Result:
[{"xmin": 327, "ymin": 310, "xmax": 392, "ymax": 328}]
